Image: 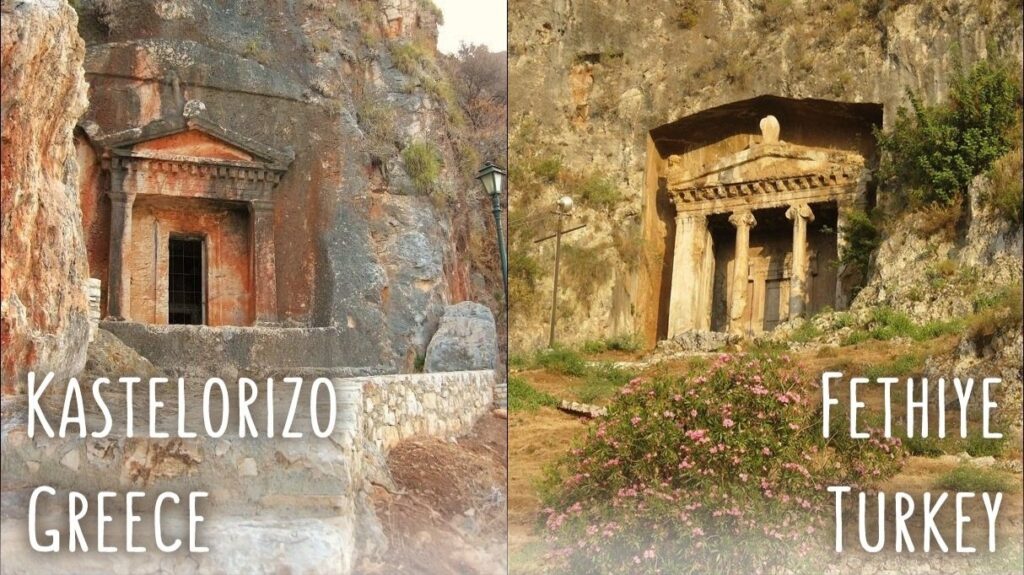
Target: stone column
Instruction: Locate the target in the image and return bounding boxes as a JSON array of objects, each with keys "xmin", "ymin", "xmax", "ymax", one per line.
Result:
[
  {"xmin": 106, "ymin": 185, "xmax": 136, "ymax": 321},
  {"xmin": 728, "ymin": 209, "xmax": 756, "ymax": 335},
  {"xmin": 786, "ymin": 203, "xmax": 815, "ymax": 320},
  {"xmin": 249, "ymin": 200, "xmax": 278, "ymax": 325},
  {"xmin": 667, "ymin": 210, "xmax": 708, "ymax": 337}
]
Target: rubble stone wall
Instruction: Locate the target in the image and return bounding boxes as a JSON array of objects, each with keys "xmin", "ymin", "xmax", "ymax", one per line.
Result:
[
  {"xmin": 0, "ymin": 365, "xmax": 494, "ymax": 574},
  {"xmin": 360, "ymin": 370, "xmax": 496, "ymax": 452}
]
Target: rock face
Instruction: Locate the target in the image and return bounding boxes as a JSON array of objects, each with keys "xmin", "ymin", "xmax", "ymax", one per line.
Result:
[
  {"xmin": 71, "ymin": 0, "xmax": 491, "ymax": 373},
  {"xmin": 424, "ymin": 301, "xmax": 498, "ymax": 372},
  {"xmin": 0, "ymin": 0, "xmax": 90, "ymax": 393},
  {"xmin": 860, "ymin": 177, "xmax": 1024, "ymax": 434},
  {"xmin": 508, "ymin": 0, "xmax": 1023, "ymax": 351}
]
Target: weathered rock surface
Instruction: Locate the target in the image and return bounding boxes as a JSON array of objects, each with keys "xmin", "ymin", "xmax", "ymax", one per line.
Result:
[
  {"xmin": 854, "ymin": 178, "xmax": 1023, "ymax": 323},
  {"xmin": 509, "ymin": 0, "xmax": 1023, "ymax": 350},
  {"xmin": 71, "ymin": 0, "xmax": 493, "ymax": 372},
  {"xmin": 424, "ymin": 302, "xmax": 498, "ymax": 372},
  {"xmin": 0, "ymin": 0, "xmax": 90, "ymax": 393},
  {"xmin": 856, "ymin": 178, "xmax": 1024, "ymax": 432}
]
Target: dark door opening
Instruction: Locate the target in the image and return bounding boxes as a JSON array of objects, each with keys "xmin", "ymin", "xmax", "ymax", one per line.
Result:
[{"xmin": 168, "ymin": 237, "xmax": 205, "ymax": 325}]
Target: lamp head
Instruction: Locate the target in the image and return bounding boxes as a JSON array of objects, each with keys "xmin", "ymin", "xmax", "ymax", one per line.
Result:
[
  {"xmin": 557, "ymin": 195, "xmax": 574, "ymax": 213},
  {"xmin": 475, "ymin": 160, "xmax": 507, "ymax": 196}
]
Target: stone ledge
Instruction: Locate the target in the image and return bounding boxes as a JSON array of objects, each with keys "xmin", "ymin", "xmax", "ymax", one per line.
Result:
[{"xmin": 99, "ymin": 322, "xmax": 388, "ymax": 373}]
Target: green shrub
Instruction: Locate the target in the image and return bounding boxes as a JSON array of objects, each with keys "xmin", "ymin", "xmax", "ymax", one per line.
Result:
[
  {"xmin": 535, "ymin": 346, "xmax": 588, "ymax": 377},
  {"xmin": 531, "ymin": 157, "xmax": 562, "ymax": 182},
  {"xmin": 508, "ymin": 376, "xmax": 558, "ymax": 412},
  {"xmin": 967, "ymin": 281, "xmax": 1023, "ymax": 343},
  {"xmin": 390, "ymin": 41, "xmax": 431, "ymax": 74},
  {"xmin": 509, "ymin": 247, "xmax": 544, "ymax": 319},
  {"xmin": 402, "ymin": 141, "xmax": 441, "ymax": 194},
  {"xmin": 578, "ymin": 173, "xmax": 623, "ymax": 209},
  {"xmin": 356, "ymin": 93, "xmax": 399, "ymax": 160},
  {"xmin": 541, "ymin": 354, "xmax": 905, "ymax": 573},
  {"xmin": 560, "ymin": 243, "xmax": 611, "ymax": 303},
  {"xmin": 905, "ymin": 435, "xmax": 947, "ymax": 457},
  {"xmin": 988, "ymin": 144, "xmax": 1023, "ymax": 224},
  {"xmin": 962, "ymin": 431, "xmax": 1008, "ymax": 458},
  {"xmin": 876, "ymin": 59, "xmax": 1021, "ymax": 206},
  {"xmin": 838, "ymin": 209, "xmax": 880, "ymax": 295},
  {"xmin": 935, "ymin": 465, "xmax": 1018, "ymax": 493},
  {"xmin": 581, "ymin": 334, "xmax": 643, "ymax": 354}
]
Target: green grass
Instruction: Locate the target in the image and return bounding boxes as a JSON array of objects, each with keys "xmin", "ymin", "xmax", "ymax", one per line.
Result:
[
  {"xmin": 905, "ymin": 435, "xmax": 947, "ymax": 457},
  {"xmin": 842, "ymin": 307, "xmax": 962, "ymax": 346},
  {"xmin": 402, "ymin": 141, "xmax": 441, "ymax": 194},
  {"xmin": 863, "ymin": 352, "xmax": 925, "ymax": 380},
  {"xmin": 748, "ymin": 338, "xmax": 788, "ymax": 355},
  {"xmin": 935, "ymin": 464, "xmax": 1018, "ymax": 493},
  {"xmin": 577, "ymin": 363, "xmax": 635, "ymax": 404},
  {"xmin": 961, "ymin": 431, "xmax": 1008, "ymax": 458},
  {"xmin": 580, "ymin": 333, "xmax": 643, "ymax": 354},
  {"xmin": 390, "ymin": 41, "xmax": 431, "ymax": 74},
  {"xmin": 534, "ymin": 346, "xmax": 588, "ymax": 377},
  {"xmin": 790, "ymin": 320, "xmax": 822, "ymax": 343},
  {"xmin": 508, "ymin": 376, "xmax": 558, "ymax": 412}
]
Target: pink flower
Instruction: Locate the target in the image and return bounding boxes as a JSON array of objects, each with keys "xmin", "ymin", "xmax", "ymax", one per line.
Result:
[{"xmin": 723, "ymin": 418, "xmax": 735, "ymax": 428}]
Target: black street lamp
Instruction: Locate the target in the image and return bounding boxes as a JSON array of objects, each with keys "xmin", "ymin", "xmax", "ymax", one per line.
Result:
[{"xmin": 475, "ymin": 160, "xmax": 508, "ymax": 301}]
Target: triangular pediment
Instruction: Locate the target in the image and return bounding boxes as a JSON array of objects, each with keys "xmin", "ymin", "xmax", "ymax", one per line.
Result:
[
  {"xmin": 91, "ymin": 114, "xmax": 293, "ymax": 170},
  {"xmin": 131, "ymin": 129, "xmax": 255, "ymax": 163},
  {"xmin": 668, "ymin": 142, "xmax": 864, "ymax": 190}
]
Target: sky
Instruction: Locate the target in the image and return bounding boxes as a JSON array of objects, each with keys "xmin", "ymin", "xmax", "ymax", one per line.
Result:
[{"xmin": 433, "ymin": 0, "xmax": 508, "ymax": 54}]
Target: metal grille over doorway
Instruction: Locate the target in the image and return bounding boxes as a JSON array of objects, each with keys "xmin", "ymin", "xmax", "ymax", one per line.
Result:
[{"xmin": 168, "ymin": 237, "xmax": 205, "ymax": 324}]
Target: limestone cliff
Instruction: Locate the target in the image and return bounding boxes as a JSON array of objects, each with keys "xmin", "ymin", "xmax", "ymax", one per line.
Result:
[
  {"xmin": 69, "ymin": 0, "xmax": 502, "ymax": 371},
  {"xmin": 508, "ymin": 0, "xmax": 1023, "ymax": 351},
  {"xmin": 0, "ymin": 0, "xmax": 90, "ymax": 392}
]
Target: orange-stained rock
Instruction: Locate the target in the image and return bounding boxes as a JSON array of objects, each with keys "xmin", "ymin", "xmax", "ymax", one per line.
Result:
[{"xmin": 0, "ymin": 0, "xmax": 90, "ymax": 393}]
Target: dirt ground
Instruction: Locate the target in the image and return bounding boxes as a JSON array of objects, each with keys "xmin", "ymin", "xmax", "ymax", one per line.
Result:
[
  {"xmin": 508, "ymin": 343, "xmax": 1024, "ymax": 574},
  {"xmin": 360, "ymin": 412, "xmax": 508, "ymax": 575}
]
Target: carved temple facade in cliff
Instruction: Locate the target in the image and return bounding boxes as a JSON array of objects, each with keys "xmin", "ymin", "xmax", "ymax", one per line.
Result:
[
  {"xmin": 639, "ymin": 96, "xmax": 882, "ymax": 342},
  {"xmin": 78, "ymin": 105, "xmax": 293, "ymax": 327}
]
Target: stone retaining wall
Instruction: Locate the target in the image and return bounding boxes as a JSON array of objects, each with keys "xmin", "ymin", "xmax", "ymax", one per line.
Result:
[
  {"xmin": 358, "ymin": 370, "xmax": 496, "ymax": 452},
  {"xmin": 0, "ymin": 368, "xmax": 494, "ymax": 574}
]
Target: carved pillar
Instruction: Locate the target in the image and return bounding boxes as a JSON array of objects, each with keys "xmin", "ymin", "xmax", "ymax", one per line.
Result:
[
  {"xmin": 106, "ymin": 178, "xmax": 136, "ymax": 321},
  {"xmin": 786, "ymin": 203, "xmax": 815, "ymax": 320},
  {"xmin": 728, "ymin": 209, "xmax": 756, "ymax": 335},
  {"xmin": 668, "ymin": 209, "xmax": 709, "ymax": 337},
  {"xmin": 249, "ymin": 200, "xmax": 277, "ymax": 325}
]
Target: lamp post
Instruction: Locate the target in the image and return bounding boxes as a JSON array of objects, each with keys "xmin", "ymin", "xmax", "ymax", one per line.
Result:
[
  {"xmin": 475, "ymin": 161, "xmax": 508, "ymax": 301},
  {"xmin": 548, "ymin": 196, "xmax": 573, "ymax": 348}
]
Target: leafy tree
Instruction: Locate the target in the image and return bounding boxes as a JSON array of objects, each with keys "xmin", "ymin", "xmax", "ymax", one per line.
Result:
[{"xmin": 876, "ymin": 58, "xmax": 1021, "ymax": 205}]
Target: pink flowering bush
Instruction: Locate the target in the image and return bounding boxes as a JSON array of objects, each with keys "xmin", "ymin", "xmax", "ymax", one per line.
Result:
[{"xmin": 540, "ymin": 353, "xmax": 905, "ymax": 574}]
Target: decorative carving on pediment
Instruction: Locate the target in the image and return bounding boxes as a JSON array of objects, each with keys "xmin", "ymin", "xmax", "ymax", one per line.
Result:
[
  {"xmin": 759, "ymin": 115, "xmax": 780, "ymax": 144},
  {"xmin": 671, "ymin": 170, "xmax": 857, "ymax": 204}
]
